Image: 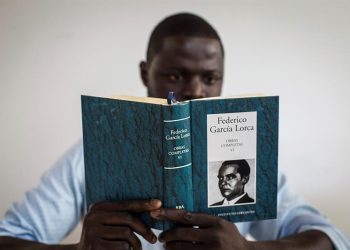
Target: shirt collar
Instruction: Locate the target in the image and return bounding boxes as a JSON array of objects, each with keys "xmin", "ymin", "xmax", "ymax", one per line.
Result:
[{"xmin": 223, "ymin": 192, "xmax": 246, "ymax": 205}]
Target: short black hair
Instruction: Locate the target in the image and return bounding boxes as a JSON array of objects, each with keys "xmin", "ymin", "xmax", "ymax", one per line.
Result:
[
  {"xmin": 220, "ymin": 160, "xmax": 251, "ymax": 178},
  {"xmin": 146, "ymin": 13, "xmax": 224, "ymax": 61}
]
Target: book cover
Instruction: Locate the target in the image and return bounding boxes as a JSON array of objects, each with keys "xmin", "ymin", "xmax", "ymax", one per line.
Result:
[{"xmin": 82, "ymin": 95, "xmax": 278, "ymax": 230}]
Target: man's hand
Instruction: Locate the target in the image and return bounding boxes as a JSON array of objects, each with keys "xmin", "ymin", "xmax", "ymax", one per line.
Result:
[
  {"xmin": 76, "ymin": 199, "xmax": 161, "ymax": 250},
  {"xmin": 150, "ymin": 208, "xmax": 251, "ymax": 250},
  {"xmin": 150, "ymin": 208, "xmax": 335, "ymax": 250}
]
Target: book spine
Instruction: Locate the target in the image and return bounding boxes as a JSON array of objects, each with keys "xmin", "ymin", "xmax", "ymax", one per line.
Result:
[{"xmin": 162, "ymin": 102, "xmax": 193, "ymax": 229}]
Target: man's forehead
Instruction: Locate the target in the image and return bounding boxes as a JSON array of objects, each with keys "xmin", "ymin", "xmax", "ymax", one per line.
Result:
[
  {"xmin": 220, "ymin": 164, "xmax": 239, "ymax": 174},
  {"xmin": 161, "ymin": 35, "xmax": 222, "ymax": 58}
]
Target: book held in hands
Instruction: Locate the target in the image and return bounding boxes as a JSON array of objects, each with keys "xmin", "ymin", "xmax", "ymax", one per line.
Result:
[{"xmin": 82, "ymin": 94, "xmax": 279, "ymax": 230}]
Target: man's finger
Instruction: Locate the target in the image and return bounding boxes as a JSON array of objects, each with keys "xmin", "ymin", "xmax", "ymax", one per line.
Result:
[
  {"xmin": 90, "ymin": 199, "xmax": 162, "ymax": 213},
  {"xmin": 96, "ymin": 239, "xmax": 130, "ymax": 250},
  {"xmin": 159, "ymin": 227, "xmax": 210, "ymax": 243},
  {"xmin": 96, "ymin": 226, "xmax": 142, "ymax": 250},
  {"xmin": 85, "ymin": 211, "xmax": 157, "ymax": 243},
  {"xmin": 150, "ymin": 209, "xmax": 225, "ymax": 227}
]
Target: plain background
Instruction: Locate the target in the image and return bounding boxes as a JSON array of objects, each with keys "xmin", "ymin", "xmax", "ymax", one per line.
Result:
[{"xmin": 1, "ymin": 0, "xmax": 349, "ymax": 243}]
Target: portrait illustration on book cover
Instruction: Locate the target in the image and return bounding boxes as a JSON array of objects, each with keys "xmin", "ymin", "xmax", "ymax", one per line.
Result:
[{"xmin": 208, "ymin": 159, "xmax": 256, "ymax": 207}]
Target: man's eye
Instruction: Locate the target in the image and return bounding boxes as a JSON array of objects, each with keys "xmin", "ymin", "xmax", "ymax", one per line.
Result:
[
  {"xmin": 226, "ymin": 174, "xmax": 236, "ymax": 180},
  {"xmin": 203, "ymin": 74, "xmax": 220, "ymax": 86},
  {"xmin": 168, "ymin": 74, "xmax": 182, "ymax": 82},
  {"xmin": 217, "ymin": 174, "xmax": 236, "ymax": 181}
]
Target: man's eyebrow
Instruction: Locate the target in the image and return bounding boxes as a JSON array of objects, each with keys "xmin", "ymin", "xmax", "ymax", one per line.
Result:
[
  {"xmin": 226, "ymin": 173, "xmax": 237, "ymax": 178},
  {"xmin": 217, "ymin": 173, "xmax": 237, "ymax": 178}
]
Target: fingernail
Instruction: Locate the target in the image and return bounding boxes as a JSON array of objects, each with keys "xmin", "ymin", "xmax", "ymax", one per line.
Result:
[
  {"xmin": 150, "ymin": 234, "xmax": 157, "ymax": 243},
  {"xmin": 158, "ymin": 234, "xmax": 164, "ymax": 242},
  {"xmin": 184, "ymin": 211, "xmax": 193, "ymax": 221},
  {"xmin": 88, "ymin": 203, "xmax": 95, "ymax": 211},
  {"xmin": 150, "ymin": 199, "xmax": 160, "ymax": 206},
  {"xmin": 150, "ymin": 209, "xmax": 161, "ymax": 218}
]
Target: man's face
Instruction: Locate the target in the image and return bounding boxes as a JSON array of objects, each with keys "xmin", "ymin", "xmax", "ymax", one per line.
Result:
[
  {"xmin": 140, "ymin": 36, "xmax": 224, "ymax": 101},
  {"xmin": 218, "ymin": 165, "xmax": 246, "ymax": 201}
]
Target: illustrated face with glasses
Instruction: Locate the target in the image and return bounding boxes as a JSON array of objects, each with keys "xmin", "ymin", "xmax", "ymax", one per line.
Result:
[{"xmin": 218, "ymin": 164, "xmax": 249, "ymax": 201}]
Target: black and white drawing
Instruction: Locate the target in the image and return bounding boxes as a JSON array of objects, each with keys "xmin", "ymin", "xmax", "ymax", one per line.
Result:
[{"xmin": 208, "ymin": 159, "xmax": 256, "ymax": 207}]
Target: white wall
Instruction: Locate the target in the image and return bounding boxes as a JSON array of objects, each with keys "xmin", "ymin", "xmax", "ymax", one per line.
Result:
[{"xmin": 1, "ymin": 0, "xmax": 349, "ymax": 243}]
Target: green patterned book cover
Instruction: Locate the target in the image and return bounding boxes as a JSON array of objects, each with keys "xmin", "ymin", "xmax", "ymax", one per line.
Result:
[{"xmin": 82, "ymin": 95, "xmax": 278, "ymax": 230}]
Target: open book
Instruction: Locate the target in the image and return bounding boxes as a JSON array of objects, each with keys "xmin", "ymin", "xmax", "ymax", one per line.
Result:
[{"xmin": 82, "ymin": 94, "xmax": 279, "ymax": 230}]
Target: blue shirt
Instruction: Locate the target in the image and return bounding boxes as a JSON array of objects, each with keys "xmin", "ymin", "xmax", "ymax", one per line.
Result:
[{"xmin": 0, "ymin": 140, "xmax": 349, "ymax": 249}]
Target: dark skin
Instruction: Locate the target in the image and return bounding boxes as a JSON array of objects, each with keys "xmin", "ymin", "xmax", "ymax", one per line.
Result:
[
  {"xmin": 140, "ymin": 36, "xmax": 223, "ymax": 101},
  {"xmin": 0, "ymin": 35, "xmax": 334, "ymax": 250}
]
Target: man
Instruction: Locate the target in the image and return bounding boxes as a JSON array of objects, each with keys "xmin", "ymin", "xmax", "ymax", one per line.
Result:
[
  {"xmin": 211, "ymin": 160, "xmax": 254, "ymax": 206},
  {"xmin": 0, "ymin": 13, "xmax": 349, "ymax": 250}
]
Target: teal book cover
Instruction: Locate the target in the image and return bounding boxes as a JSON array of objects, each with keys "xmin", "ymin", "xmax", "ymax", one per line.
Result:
[
  {"xmin": 82, "ymin": 95, "xmax": 278, "ymax": 230},
  {"xmin": 190, "ymin": 96, "xmax": 278, "ymax": 222}
]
